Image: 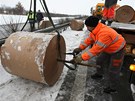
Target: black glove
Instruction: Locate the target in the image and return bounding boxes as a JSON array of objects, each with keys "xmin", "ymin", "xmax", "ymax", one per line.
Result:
[
  {"xmin": 70, "ymin": 55, "xmax": 83, "ymax": 64},
  {"xmin": 73, "ymin": 48, "xmax": 82, "ymax": 55}
]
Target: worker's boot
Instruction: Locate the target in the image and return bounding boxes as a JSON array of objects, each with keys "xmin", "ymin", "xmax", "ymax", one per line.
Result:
[
  {"xmin": 107, "ymin": 20, "xmax": 113, "ymax": 26},
  {"xmin": 103, "ymin": 86, "xmax": 117, "ymax": 94},
  {"xmin": 91, "ymin": 73, "xmax": 103, "ymax": 80},
  {"xmin": 101, "ymin": 19, "xmax": 106, "ymax": 25}
]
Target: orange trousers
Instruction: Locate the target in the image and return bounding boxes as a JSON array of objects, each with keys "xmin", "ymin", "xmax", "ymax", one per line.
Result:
[{"xmin": 102, "ymin": 5, "xmax": 116, "ymax": 20}]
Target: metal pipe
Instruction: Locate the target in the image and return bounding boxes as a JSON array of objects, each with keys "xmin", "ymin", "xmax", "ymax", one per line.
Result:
[{"xmin": 57, "ymin": 59, "xmax": 100, "ymax": 68}]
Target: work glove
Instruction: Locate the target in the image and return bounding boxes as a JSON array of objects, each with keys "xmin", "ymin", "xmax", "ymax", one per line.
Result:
[
  {"xmin": 70, "ymin": 55, "xmax": 83, "ymax": 64},
  {"xmin": 73, "ymin": 48, "xmax": 82, "ymax": 55}
]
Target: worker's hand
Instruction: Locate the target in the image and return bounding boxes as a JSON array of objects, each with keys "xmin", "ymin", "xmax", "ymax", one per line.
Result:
[
  {"xmin": 70, "ymin": 55, "xmax": 83, "ymax": 64},
  {"xmin": 73, "ymin": 48, "xmax": 82, "ymax": 55}
]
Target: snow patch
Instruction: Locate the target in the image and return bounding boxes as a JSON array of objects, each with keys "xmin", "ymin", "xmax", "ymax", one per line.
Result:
[
  {"xmin": 17, "ymin": 46, "xmax": 21, "ymax": 51},
  {"xmin": 5, "ymin": 66, "xmax": 12, "ymax": 73},
  {"xmin": 4, "ymin": 51, "xmax": 10, "ymax": 60},
  {"xmin": 10, "ymin": 39, "xmax": 13, "ymax": 44}
]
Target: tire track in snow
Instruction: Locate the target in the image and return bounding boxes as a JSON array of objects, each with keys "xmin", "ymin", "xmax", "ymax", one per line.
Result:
[
  {"xmin": 55, "ymin": 68, "xmax": 77, "ymax": 101},
  {"xmin": 0, "ymin": 79, "xmax": 13, "ymax": 88},
  {"xmin": 69, "ymin": 66, "xmax": 87, "ymax": 101}
]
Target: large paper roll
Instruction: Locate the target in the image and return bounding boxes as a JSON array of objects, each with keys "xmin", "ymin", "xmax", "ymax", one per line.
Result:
[
  {"xmin": 115, "ymin": 5, "xmax": 135, "ymax": 23},
  {"xmin": 1, "ymin": 32, "xmax": 66, "ymax": 86},
  {"xmin": 70, "ymin": 19, "xmax": 84, "ymax": 31}
]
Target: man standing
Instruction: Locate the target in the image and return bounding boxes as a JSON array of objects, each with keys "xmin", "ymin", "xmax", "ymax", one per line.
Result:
[
  {"xmin": 27, "ymin": 10, "xmax": 35, "ymax": 32},
  {"xmin": 36, "ymin": 10, "xmax": 44, "ymax": 28},
  {"xmin": 71, "ymin": 16, "xmax": 126, "ymax": 94},
  {"xmin": 101, "ymin": 0, "xmax": 118, "ymax": 26}
]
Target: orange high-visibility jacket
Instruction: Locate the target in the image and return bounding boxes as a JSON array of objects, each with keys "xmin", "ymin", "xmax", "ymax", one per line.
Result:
[{"xmin": 79, "ymin": 23, "xmax": 126, "ymax": 61}]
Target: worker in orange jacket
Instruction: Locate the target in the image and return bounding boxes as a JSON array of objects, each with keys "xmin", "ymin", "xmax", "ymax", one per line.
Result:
[
  {"xmin": 101, "ymin": 0, "xmax": 118, "ymax": 26},
  {"xmin": 71, "ymin": 16, "xmax": 126, "ymax": 94}
]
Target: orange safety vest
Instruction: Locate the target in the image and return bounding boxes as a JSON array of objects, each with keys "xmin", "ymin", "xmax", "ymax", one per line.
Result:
[{"xmin": 79, "ymin": 23, "xmax": 126, "ymax": 61}]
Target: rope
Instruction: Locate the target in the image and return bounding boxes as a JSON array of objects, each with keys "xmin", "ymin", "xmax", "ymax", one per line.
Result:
[
  {"xmin": 41, "ymin": 0, "xmax": 60, "ymax": 36},
  {"xmin": 39, "ymin": 0, "xmax": 47, "ymax": 14}
]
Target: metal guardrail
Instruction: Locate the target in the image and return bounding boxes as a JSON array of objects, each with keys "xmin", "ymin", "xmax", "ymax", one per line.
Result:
[
  {"xmin": 34, "ymin": 22, "xmax": 70, "ymax": 33},
  {"xmin": 0, "ymin": 22, "xmax": 70, "ymax": 46}
]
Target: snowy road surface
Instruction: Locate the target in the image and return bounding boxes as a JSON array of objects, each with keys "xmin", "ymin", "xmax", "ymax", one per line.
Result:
[{"xmin": 0, "ymin": 27, "xmax": 134, "ymax": 101}]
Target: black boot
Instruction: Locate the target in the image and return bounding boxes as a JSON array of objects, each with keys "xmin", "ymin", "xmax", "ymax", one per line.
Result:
[
  {"xmin": 101, "ymin": 19, "xmax": 106, "ymax": 25},
  {"xmin": 91, "ymin": 73, "xmax": 103, "ymax": 80},
  {"xmin": 103, "ymin": 86, "xmax": 117, "ymax": 94},
  {"xmin": 107, "ymin": 20, "xmax": 113, "ymax": 26}
]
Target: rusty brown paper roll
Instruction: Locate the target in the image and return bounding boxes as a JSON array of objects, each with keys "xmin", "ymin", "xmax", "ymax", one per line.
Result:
[
  {"xmin": 39, "ymin": 20, "xmax": 52, "ymax": 29},
  {"xmin": 125, "ymin": 44, "xmax": 133, "ymax": 53},
  {"xmin": 132, "ymin": 48, "xmax": 135, "ymax": 54},
  {"xmin": 70, "ymin": 19, "xmax": 84, "ymax": 31},
  {"xmin": 130, "ymin": 11, "xmax": 135, "ymax": 24},
  {"xmin": 132, "ymin": 11, "xmax": 135, "ymax": 21},
  {"xmin": 122, "ymin": 33, "xmax": 135, "ymax": 44},
  {"xmin": 1, "ymin": 32, "xmax": 66, "ymax": 86},
  {"xmin": 115, "ymin": 5, "xmax": 135, "ymax": 23}
]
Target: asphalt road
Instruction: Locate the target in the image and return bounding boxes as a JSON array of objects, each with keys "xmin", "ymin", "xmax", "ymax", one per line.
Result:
[{"xmin": 55, "ymin": 59, "xmax": 134, "ymax": 101}]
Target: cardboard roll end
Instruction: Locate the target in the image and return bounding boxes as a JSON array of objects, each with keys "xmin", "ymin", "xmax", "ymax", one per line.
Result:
[
  {"xmin": 44, "ymin": 35, "xmax": 66, "ymax": 86},
  {"xmin": 70, "ymin": 19, "xmax": 84, "ymax": 31},
  {"xmin": 115, "ymin": 5, "xmax": 135, "ymax": 23}
]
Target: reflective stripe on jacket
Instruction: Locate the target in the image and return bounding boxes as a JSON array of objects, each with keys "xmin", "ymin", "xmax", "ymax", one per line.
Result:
[{"xmin": 79, "ymin": 23, "xmax": 126, "ymax": 61}]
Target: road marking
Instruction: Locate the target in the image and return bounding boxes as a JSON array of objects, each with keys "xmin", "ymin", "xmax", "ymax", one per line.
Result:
[{"xmin": 69, "ymin": 66, "xmax": 87, "ymax": 101}]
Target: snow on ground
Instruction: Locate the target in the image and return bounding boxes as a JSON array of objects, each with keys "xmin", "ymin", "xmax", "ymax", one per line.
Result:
[
  {"xmin": 0, "ymin": 14, "xmax": 27, "ymax": 25},
  {"xmin": 0, "ymin": 27, "xmax": 86, "ymax": 101}
]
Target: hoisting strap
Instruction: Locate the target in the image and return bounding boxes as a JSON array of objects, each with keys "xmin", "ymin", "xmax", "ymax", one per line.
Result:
[
  {"xmin": 41, "ymin": 0, "xmax": 61, "ymax": 58},
  {"xmin": 42, "ymin": 0, "xmax": 60, "ymax": 36},
  {"xmin": 39, "ymin": 0, "xmax": 46, "ymax": 14}
]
